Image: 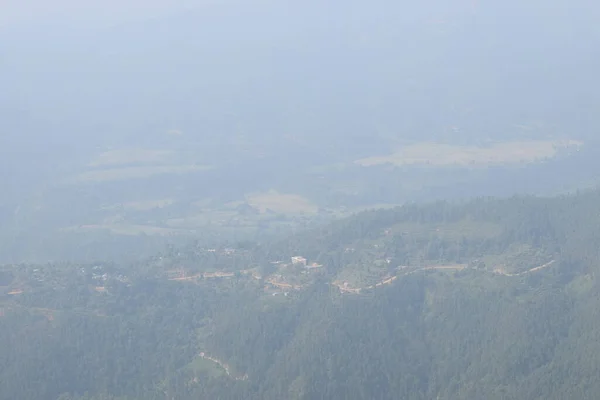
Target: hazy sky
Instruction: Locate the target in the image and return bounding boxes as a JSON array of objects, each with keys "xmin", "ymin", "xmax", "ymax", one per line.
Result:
[
  {"xmin": 3, "ymin": 0, "xmax": 599, "ymax": 153},
  {"xmin": 2, "ymin": 0, "xmax": 600, "ymax": 238},
  {"xmin": 0, "ymin": 0, "xmax": 217, "ymax": 30}
]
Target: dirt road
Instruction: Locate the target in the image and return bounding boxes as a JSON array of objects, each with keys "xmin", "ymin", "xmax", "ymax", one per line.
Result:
[
  {"xmin": 494, "ymin": 260, "xmax": 556, "ymax": 277},
  {"xmin": 334, "ymin": 261, "xmax": 556, "ymax": 294}
]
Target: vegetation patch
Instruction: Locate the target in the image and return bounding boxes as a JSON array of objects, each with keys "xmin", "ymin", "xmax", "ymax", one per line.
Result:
[
  {"xmin": 245, "ymin": 190, "xmax": 318, "ymax": 214},
  {"xmin": 188, "ymin": 356, "xmax": 226, "ymax": 379},
  {"xmin": 334, "ymin": 261, "xmax": 394, "ymax": 289},
  {"xmin": 390, "ymin": 220, "xmax": 502, "ymax": 241},
  {"xmin": 481, "ymin": 244, "xmax": 553, "ymax": 275}
]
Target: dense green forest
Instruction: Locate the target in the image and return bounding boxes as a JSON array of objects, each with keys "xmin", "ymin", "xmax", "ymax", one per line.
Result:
[{"xmin": 4, "ymin": 189, "xmax": 600, "ymax": 399}]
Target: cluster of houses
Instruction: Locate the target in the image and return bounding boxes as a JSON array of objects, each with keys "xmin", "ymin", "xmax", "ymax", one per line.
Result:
[{"xmin": 290, "ymin": 256, "xmax": 323, "ymax": 269}]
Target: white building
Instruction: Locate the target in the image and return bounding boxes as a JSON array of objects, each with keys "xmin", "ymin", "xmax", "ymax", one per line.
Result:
[{"xmin": 291, "ymin": 256, "xmax": 307, "ymax": 266}]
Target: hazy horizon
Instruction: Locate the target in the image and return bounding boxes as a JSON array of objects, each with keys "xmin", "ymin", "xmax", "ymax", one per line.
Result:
[{"xmin": 2, "ymin": 0, "xmax": 600, "ymax": 262}]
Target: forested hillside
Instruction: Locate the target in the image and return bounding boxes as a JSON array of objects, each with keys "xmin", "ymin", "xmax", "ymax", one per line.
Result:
[{"xmin": 3, "ymin": 190, "xmax": 600, "ymax": 399}]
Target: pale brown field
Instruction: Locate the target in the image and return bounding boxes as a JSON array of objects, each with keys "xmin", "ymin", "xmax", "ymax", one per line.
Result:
[
  {"xmin": 89, "ymin": 148, "xmax": 175, "ymax": 167},
  {"xmin": 101, "ymin": 199, "xmax": 175, "ymax": 211},
  {"xmin": 355, "ymin": 140, "xmax": 582, "ymax": 167},
  {"xmin": 245, "ymin": 190, "xmax": 318, "ymax": 214}
]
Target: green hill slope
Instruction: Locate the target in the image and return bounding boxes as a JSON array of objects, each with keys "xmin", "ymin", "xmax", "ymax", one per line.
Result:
[{"xmin": 3, "ymin": 190, "xmax": 600, "ymax": 399}]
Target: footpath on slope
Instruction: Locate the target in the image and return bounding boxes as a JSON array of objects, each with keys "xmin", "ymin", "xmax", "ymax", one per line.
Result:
[
  {"xmin": 333, "ymin": 264, "xmax": 466, "ymax": 294},
  {"xmin": 198, "ymin": 352, "xmax": 249, "ymax": 381}
]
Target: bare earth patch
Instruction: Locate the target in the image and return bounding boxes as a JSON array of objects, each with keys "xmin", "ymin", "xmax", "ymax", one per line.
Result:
[
  {"xmin": 101, "ymin": 199, "xmax": 175, "ymax": 211},
  {"xmin": 89, "ymin": 148, "xmax": 175, "ymax": 167},
  {"xmin": 355, "ymin": 140, "xmax": 582, "ymax": 167},
  {"xmin": 70, "ymin": 165, "xmax": 212, "ymax": 183},
  {"xmin": 62, "ymin": 223, "xmax": 187, "ymax": 236}
]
